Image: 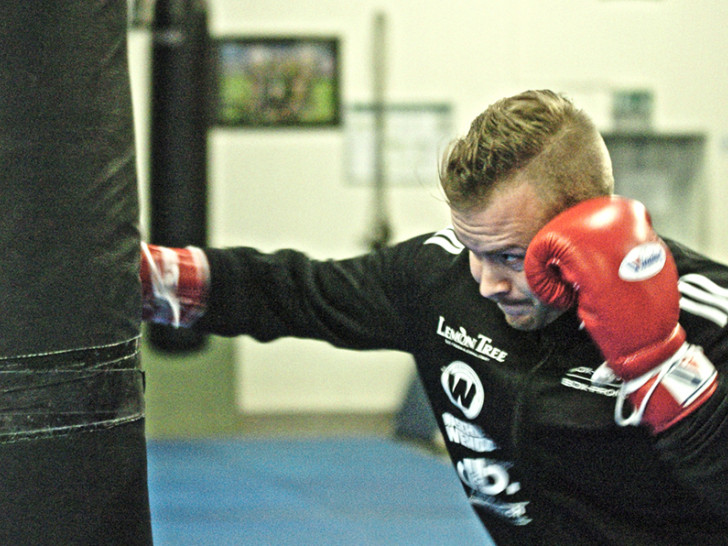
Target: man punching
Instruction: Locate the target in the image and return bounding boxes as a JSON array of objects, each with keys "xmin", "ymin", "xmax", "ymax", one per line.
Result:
[{"xmin": 141, "ymin": 90, "xmax": 728, "ymax": 545}]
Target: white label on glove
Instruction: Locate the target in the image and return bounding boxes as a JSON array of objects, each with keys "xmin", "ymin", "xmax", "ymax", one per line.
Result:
[{"xmin": 619, "ymin": 242, "xmax": 666, "ymax": 281}]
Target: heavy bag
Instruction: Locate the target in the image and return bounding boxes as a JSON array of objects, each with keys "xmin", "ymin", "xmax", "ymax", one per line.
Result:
[{"xmin": 0, "ymin": 2, "xmax": 151, "ymax": 543}]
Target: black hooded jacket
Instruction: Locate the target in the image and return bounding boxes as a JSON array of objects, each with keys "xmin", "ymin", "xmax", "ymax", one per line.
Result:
[{"xmin": 197, "ymin": 229, "xmax": 728, "ymax": 545}]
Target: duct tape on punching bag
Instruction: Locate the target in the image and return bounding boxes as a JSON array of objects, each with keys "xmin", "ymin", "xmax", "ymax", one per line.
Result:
[{"xmin": 0, "ymin": 2, "xmax": 151, "ymax": 544}]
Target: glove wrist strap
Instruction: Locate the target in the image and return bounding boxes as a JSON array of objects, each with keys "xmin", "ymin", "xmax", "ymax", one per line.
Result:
[
  {"xmin": 141, "ymin": 242, "xmax": 209, "ymax": 328},
  {"xmin": 595, "ymin": 342, "xmax": 718, "ymax": 433}
]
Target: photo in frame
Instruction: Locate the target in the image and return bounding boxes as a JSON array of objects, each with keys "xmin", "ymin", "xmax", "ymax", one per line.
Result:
[
  {"xmin": 345, "ymin": 103, "xmax": 453, "ymax": 186},
  {"xmin": 213, "ymin": 36, "xmax": 341, "ymax": 127}
]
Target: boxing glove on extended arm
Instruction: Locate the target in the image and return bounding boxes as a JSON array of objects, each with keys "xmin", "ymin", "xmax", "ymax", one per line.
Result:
[
  {"xmin": 524, "ymin": 196, "xmax": 718, "ymax": 433},
  {"xmin": 141, "ymin": 242, "xmax": 209, "ymax": 328}
]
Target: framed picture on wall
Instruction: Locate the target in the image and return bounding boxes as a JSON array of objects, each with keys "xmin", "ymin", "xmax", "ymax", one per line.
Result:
[
  {"xmin": 345, "ymin": 103, "xmax": 453, "ymax": 187},
  {"xmin": 213, "ymin": 36, "xmax": 341, "ymax": 128}
]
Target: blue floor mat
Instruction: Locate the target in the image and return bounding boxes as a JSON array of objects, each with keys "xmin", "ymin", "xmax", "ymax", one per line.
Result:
[{"xmin": 147, "ymin": 436, "xmax": 494, "ymax": 545}]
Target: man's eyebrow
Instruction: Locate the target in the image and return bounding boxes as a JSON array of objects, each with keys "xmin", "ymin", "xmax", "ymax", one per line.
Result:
[
  {"xmin": 457, "ymin": 239, "xmax": 526, "ymax": 258},
  {"xmin": 476, "ymin": 246, "xmax": 527, "ymax": 258},
  {"xmin": 450, "ymin": 229, "xmax": 525, "ymax": 257}
]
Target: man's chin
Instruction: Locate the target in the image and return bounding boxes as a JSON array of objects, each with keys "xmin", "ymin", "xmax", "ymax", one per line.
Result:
[{"xmin": 503, "ymin": 312, "xmax": 540, "ymax": 331}]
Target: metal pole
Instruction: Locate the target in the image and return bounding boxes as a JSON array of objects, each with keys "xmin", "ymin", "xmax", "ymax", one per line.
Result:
[{"xmin": 368, "ymin": 11, "xmax": 392, "ymax": 250}]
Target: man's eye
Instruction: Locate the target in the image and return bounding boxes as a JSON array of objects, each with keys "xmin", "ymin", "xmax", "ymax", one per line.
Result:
[{"xmin": 498, "ymin": 253, "xmax": 525, "ymax": 270}]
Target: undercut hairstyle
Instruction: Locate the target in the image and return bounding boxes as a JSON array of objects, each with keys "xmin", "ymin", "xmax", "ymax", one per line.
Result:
[{"xmin": 439, "ymin": 90, "xmax": 614, "ymax": 217}]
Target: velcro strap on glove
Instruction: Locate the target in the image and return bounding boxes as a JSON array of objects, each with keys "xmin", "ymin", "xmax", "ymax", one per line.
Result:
[
  {"xmin": 593, "ymin": 343, "xmax": 718, "ymax": 433},
  {"xmin": 141, "ymin": 242, "xmax": 209, "ymax": 328}
]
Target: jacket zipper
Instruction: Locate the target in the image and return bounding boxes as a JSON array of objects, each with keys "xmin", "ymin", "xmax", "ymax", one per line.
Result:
[{"xmin": 510, "ymin": 338, "xmax": 557, "ymax": 464}]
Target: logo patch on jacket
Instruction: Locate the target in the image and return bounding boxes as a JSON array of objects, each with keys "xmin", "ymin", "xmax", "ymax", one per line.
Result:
[
  {"xmin": 441, "ymin": 361, "xmax": 485, "ymax": 419},
  {"xmin": 436, "ymin": 316, "xmax": 508, "ymax": 363},
  {"xmin": 561, "ymin": 366, "xmax": 620, "ymax": 397}
]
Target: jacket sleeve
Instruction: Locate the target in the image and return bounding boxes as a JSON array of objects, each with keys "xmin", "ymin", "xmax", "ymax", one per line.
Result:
[
  {"xmin": 655, "ymin": 381, "xmax": 728, "ymax": 518},
  {"xmin": 193, "ymin": 235, "xmax": 435, "ymax": 353},
  {"xmin": 655, "ymin": 241, "xmax": 728, "ymax": 518}
]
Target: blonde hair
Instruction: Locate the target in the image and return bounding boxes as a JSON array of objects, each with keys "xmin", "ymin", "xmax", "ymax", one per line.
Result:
[{"xmin": 440, "ymin": 90, "xmax": 613, "ymax": 216}]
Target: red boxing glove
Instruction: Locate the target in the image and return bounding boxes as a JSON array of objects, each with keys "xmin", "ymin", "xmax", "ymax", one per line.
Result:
[
  {"xmin": 140, "ymin": 242, "xmax": 209, "ymax": 328},
  {"xmin": 524, "ymin": 196, "xmax": 717, "ymax": 433}
]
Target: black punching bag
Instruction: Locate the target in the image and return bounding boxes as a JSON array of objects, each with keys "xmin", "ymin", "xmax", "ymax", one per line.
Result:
[
  {"xmin": 150, "ymin": 0, "xmax": 210, "ymax": 351},
  {"xmin": 0, "ymin": 2, "xmax": 151, "ymax": 544}
]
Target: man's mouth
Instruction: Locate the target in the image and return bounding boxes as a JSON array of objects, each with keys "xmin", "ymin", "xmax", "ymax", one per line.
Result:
[{"xmin": 496, "ymin": 300, "xmax": 533, "ymax": 315}]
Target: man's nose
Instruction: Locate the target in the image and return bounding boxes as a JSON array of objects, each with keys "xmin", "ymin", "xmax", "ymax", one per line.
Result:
[{"xmin": 470, "ymin": 254, "xmax": 511, "ymax": 298}]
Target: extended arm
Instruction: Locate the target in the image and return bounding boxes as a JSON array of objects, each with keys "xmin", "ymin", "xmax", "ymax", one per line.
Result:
[{"xmin": 140, "ymin": 241, "xmax": 422, "ymax": 352}]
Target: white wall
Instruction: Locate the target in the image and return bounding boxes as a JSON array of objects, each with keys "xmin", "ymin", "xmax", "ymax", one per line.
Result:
[{"xmin": 129, "ymin": 0, "xmax": 728, "ymax": 414}]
